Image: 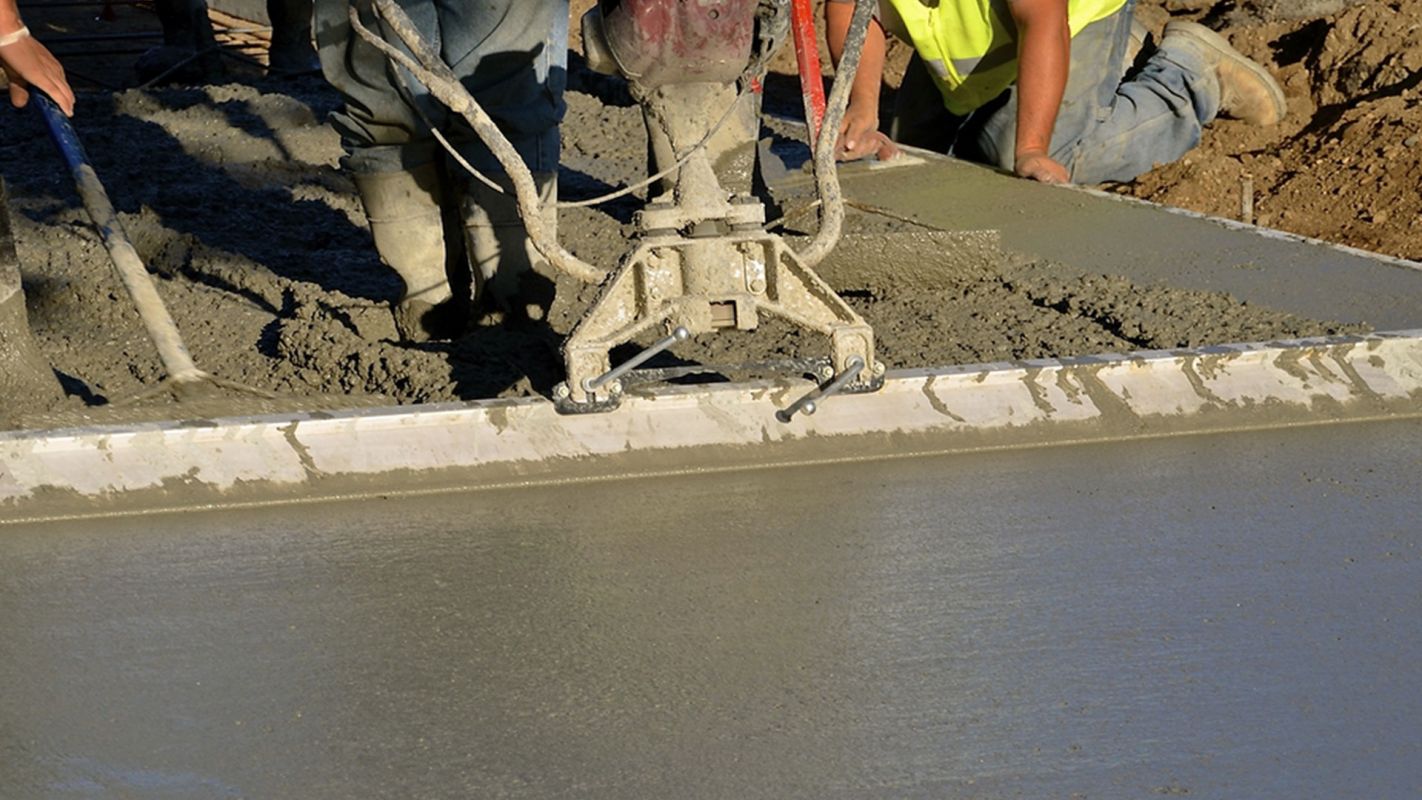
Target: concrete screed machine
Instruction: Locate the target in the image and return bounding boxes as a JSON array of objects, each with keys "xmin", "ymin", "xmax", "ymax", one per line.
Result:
[{"xmin": 355, "ymin": 0, "xmax": 884, "ymax": 418}]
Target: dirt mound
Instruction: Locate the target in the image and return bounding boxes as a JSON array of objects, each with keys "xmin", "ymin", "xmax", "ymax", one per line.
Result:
[{"xmin": 1121, "ymin": 0, "xmax": 1422, "ymax": 260}]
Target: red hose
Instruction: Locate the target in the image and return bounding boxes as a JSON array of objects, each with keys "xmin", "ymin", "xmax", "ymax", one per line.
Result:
[{"xmin": 790, "ymin": 0, "xmax": 827, "ymax": 144}]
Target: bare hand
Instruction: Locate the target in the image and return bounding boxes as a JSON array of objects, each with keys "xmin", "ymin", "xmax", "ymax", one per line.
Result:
[
  {"xmin": 835, "ymin": 106, "xmax": 899, "ymax": 162},
  {"xmin": 1014, "ymin": 150, "xmax": 1069, "ymax": 184},
  {"xmin": 2, "ymin": 34, "xmax": 75, "ymax": 116}
]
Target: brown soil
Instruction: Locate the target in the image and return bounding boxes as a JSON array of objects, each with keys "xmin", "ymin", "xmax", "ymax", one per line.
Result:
[
  {"xmin": 1117, "ymin": 0, "xmax": 1422, "ymax": 260},
  {"xmin": 0, "ymin": 1, "xmax": 1395, "ymax": 429}
]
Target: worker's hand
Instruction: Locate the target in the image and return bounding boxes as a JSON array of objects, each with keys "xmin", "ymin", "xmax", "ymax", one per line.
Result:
[
  {"xmin": 834, "ymin": 106, "xmax": 901, "ymax": 162},
  {"xmin": 835, "ymin": 106, "xmax": 879, "ymax": 161},
  {"xmin": 1014, "ymin": 149, "xmax": 1069, "ymax": 184},
  {"xmin": 1, "ymin": 31, "xmax": 74, "ymax": 116}
]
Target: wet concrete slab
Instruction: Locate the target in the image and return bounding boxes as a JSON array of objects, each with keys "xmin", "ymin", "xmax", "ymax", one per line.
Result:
[
  {"xmin": 825, "ymin": 155, "xmax": 1422, "ymax": 330},
  {"xmin": 4, "ymin": 417, "xmax": 1420, "ymax": 798}
]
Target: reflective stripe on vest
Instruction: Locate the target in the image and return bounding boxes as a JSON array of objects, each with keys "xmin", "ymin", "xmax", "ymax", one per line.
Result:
[{"xmin": 886, "ymin": 0, "xmax": 1127, "ymax": 114}]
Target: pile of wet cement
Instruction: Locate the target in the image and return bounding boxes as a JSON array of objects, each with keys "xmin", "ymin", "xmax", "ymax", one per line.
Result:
[{"xmin": 0, "ymin": 78, "xmax": 1365, "ymax": 430}]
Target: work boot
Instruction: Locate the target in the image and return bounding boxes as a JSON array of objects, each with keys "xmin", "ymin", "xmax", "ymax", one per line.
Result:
[
  {"xmin": 1161, "ymin": 20, "xmax": 1286, "ymax": 126},
  {"xmin": 352, "ymin": 164, "xmax": 469, "ymax": 341},
  {"xmin": 462, "ymin": 172, "xmax": 557, "ymax": 322}
]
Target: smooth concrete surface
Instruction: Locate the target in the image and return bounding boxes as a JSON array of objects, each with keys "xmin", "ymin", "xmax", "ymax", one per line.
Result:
[
  {"xmin": 832, "ymin": 156, "xmax": 1422, "ymax": 330},
  {"xmin": 4, "ymin": 418, "xmax": 1421, "ymax": 798}
]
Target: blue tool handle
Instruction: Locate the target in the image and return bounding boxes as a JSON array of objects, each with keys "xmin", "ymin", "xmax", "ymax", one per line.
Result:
[{"xmin": 32, "ymin": 91, "xmax": 89, "ymax": 179}]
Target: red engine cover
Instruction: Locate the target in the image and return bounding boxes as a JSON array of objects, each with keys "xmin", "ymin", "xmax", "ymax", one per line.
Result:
[{"xmin": 599, "ymin": 0, "xmax": 758, "ymax": 88}]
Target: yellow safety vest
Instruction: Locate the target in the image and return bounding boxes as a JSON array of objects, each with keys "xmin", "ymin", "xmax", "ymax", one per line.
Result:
[{"xmin": 886, "ymin": 0, "xmax": 1127, "ymax": 114}]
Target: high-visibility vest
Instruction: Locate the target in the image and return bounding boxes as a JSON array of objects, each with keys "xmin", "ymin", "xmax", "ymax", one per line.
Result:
[{"xmin": 886, "ymin": 0, "xmax": 1127, "ymax": 114}]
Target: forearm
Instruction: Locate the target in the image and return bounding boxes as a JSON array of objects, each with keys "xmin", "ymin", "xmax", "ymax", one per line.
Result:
[
  {"xmin": 1012, "ymin": 2, "xmax": 1069, "ymax": 158},
  {"xmin": 0, "ymin": 0, "xmax": 24, "ymax": 34},
  {"xmin": 825, "ymin": 0, "xmax": 887, "ymax": 116}
]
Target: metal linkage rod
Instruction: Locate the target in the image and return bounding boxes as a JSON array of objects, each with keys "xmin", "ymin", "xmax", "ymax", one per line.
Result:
[
  {"xmin": 776, "ymin": 355, "xmax": 865, "ymax": 422},
  {"xmin": 584, "ymin": 327, "xmax": 691, "ymax": 393},
  {"xmin": 349, "ymin": 1, "xmax": 606, "ymax": 285}
]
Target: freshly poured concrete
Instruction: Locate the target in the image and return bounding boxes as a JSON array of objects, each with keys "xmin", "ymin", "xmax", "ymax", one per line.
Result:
[
  {"xmin": 4, "ymin": 418, "xmax": 1420, "ymax": 798},
  {"xmin": 830, "ymin": 156, "xmax": 1422, "ymax": 330}
]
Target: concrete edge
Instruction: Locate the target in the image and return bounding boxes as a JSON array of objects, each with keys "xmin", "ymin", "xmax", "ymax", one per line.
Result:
[
  {"xmin": 885, "ymin": 142, "xmax": 1422, "ymax": 273},
  {"xmin": 1066, "ymin": 184, "xmax": 1422, "ymax": 273},
  {"xmin": 769, "ymin": 131, "xmax": 1422, "ymax": 273},
  {"xmin": 4, "ymin": 331, "xmax": 1421, "ymax": 521}
]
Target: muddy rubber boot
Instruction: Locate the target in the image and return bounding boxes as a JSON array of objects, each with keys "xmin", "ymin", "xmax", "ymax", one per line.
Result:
[
  {"xmin": 1161, "ymin": 21, "xmax": 1286, "ymax": 125},
  {"xmin": 352, "ymin": 164, "xmax": 468, "ymax": 341},
  {"xmin": 462, "ymin": 172, "xmax": 557, "ymax": 322}
]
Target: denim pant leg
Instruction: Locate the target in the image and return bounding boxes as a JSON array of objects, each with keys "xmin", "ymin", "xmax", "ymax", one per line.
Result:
[
  {"xmin": 956, "ymin": 1, "xmax": 1221, "ymax": 183},
  {"xmin": 315, "ymin": 0, "xmax": 567, "ymax": 176},
  {"xmin": 1065, "ymin": 35, "xmax": 1220, "ymax": 182}
]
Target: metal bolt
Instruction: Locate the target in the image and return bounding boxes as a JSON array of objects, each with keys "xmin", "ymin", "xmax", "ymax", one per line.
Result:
[
  {"xmin": 553, "ymin": 383, "xmax": 571, "ymax": 399},
  {"xmin": 817, "ymin": 365, "xmax": 836, "ymax": 381},
  {"xmin": 873, "ymin": 360, "xmax": 886, "ymax": 377},
  {"xmin": 608, "ymin": 380, "xmax": 624, "ymax": 395},
  {"xmin": 748, "ymin": 277, "xmax": 767, "ymax": 294}
]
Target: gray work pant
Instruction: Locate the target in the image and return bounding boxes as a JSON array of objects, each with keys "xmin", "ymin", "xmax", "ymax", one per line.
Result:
[
  {"xmin": 891, "ymin": 0, "xmax": 1220, "ymax": 184},
  {"xmin": 314, "ymin": 0, "xmax": 569, "ymax": 177}
]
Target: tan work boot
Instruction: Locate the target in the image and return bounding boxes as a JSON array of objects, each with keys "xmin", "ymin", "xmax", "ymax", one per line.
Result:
[
  {"xmin": 462, "ymin": 172, "xmax": 557, "ymax": 322},
  {"xmin": 1162, "ymin": 20, "xmax": 1286, "ymax": 126},
  {"xmin": 352, "ymin": 164, "xmax": 468, "ymax": 341}
]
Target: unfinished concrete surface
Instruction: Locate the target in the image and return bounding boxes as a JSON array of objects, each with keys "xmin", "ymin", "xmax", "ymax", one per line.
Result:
[
  {"xmin": 4, "ymin": 418, "xmax": 1420, "ymax": 798},
  {"xmin": 1, "ymin": 79, "xmax": 1410, "ymax": 427}
]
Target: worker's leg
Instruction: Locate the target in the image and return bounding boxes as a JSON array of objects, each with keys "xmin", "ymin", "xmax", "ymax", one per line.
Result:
[
  {"xmin": 957, "ymin": 1, "xmax": 1222, "ymax": 183},
  {"xmin": 440, "ymin": 0, "xmax": 568, "ymax": 316},
  {"xmin": 267, "ymin": 0, "xmax": 318, "ymax": 76},
  {"xmin": 462, "ymin": 172, "xmax": 557, "ymax": 320},
  {"xmin": 315, "ymin": 0, "xmax": 468, "ymax": 340},
  {"xmin": 142, "ymin": 0, "xmax": 224, "ymax": 83}
]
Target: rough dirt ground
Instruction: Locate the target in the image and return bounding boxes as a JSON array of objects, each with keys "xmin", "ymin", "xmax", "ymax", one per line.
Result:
[
  {"xmin": 0, "ymin": 0, "xmax": 1392, "ymax": 428},
  {"xmin": 1118, "ymin": 0, "xmax": 1422, "ymax": 260}
]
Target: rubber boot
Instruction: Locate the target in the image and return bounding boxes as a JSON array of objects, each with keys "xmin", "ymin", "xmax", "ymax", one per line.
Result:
[
  {"xmin": 352, "ymin": 164, "xmax": 468, "ymax": 341},
  {"xmin": 1161, "ymin": 21, "xmax": 1286, "ymax": 125},
  {"xmin": 462, "ymin": 172, "xmax": 557, "ymax": 322}
]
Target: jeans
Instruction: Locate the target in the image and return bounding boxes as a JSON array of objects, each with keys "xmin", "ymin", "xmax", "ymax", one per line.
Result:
[
  {"xmin": 891, "ymin": 1, "xmax": 1221, "ymax": 184},
  {"xmin": 314, "ymin": 0, "xmax": 568, "ymax": 177}
]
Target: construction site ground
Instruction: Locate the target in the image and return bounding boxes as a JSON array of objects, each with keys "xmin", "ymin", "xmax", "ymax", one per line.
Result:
[{"xmin": 6, "ymin": 0, "xmax": 1422, "ymax": 427}]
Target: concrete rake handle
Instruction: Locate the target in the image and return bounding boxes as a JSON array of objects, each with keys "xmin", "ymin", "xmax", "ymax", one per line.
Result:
[{"xmin": 34, "ymin": 92, "xmax": 205, "ymax": 384}]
